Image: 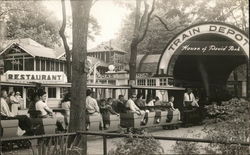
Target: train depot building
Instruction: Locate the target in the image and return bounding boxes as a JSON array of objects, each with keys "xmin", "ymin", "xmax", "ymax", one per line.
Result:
[{"xmin": 0, "ymin": 22, "xmax": 249, "ymax": 110}]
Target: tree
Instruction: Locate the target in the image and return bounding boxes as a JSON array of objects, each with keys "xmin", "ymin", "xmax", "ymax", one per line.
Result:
[
  {"xmin": 59, "ymin": 0, "xmax": 100, "ymax": 82},
  {"xmin": 128, "ymin": 0, "xmax": 155, "ymax": 94},
  {"xmin": 0, "ymin": 1, "xmax": 61, "ymax": 48},
  {"xmin": 69, "ymin": 0, "xmax": 93, "ymax": 154}
]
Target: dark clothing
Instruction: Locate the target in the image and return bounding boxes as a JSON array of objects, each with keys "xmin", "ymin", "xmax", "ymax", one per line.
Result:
[
  {"xmin": 1, "ymin": 115, "xmax": 32, "ymax": 132},
  {"xmin": 135, "ymin": 99, "xmax": 145, "ymax": 108},
  {"xmin": 116, "ymin": 100, "xmax": 126, "ymax": 113},
  {"xmin": 100, "ymin": 105, "xmax": 117, "ymax": 125}
]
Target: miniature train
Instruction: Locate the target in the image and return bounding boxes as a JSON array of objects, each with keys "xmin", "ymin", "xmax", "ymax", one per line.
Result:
[{"xmin": 0, "ymin": 105, "xmax": 204, "ymax": 151}]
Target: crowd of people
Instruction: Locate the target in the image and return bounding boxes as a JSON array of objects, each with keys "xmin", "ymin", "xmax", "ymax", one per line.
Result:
[{"xmin": 0, "ymin": 87, "xmax": 200, "ymax": 135}]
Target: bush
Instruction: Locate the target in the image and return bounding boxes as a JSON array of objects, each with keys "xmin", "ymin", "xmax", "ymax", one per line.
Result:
[
  {"xmin": 108, "ymin": 133, "xmax": 164, "ymax": 155},
  {"xmin": 203, "ymin": 98, "xmax": 250, "ymax": 155}
]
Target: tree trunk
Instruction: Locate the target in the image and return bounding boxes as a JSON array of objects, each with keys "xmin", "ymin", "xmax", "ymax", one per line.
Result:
[
  {"xmin": 129, "ymin": 41, "xmax": 138, "ymax": 95},
  {"xmin": 69, "ymin": 0, "xmax": 92, "ymax": 154}
]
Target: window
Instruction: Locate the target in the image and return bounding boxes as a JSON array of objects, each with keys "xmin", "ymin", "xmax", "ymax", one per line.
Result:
[
  {"xmin": 46, "ymin": 61, "xmax": 51, "ymax": 71},
  {"xmin": 48, "ymin": 88, "xmax": 56, "ymax": 98},
  {"xmin": 36, "ymin": 59, "xmax": 40, "ymax": 71},
  {"xmin": 60, "ymin": 63, "xmax": 64, "ymax": 71},
  {"xmin": 160, "ymin": 78, "xmax": 167, "ymax": 86},
  {"xmin": 56, "ymin": 62, "xmax": 59, "ymax": 71},
  {"xmin": 41, "ymin": 60, "xmax": 45, "ymax": 71},
  {"xmin": 24, "ymin": 59, "xmax": 34, "ymax": 70}
]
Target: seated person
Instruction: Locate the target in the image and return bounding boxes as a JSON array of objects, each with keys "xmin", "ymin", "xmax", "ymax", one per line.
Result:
[
  {"xmin": 35, "ymin": 91, "xmax": 53, "ymax": 118},
  {"xmin": 35, "ymin": 90, "xmax": 64, "ymax": 131},
  {"xmin": 154, "ymin": 96, "xmax": 162, "ymax": 106},
  {"xmin": 115, "ymin": 95, "xmax": 127, "ymax": 113},
  {"xmin": 126, "ymin": 94, "xmax": 147, "ymax": 124},
  {"xmin": 1, "ymin": 89, "xmax": 33, "ymax": 136},
  {"xmin": 85, "ymin": 89, "xmax": 102, "ymax": 130},
  {"xmin": 183, "ymin": 88, "xmax": 197, "ymax": 109},
  {"xmin": 100, "ymin": 99, "xmax": 119, "ymax": 129},
  {"xmin": 135, "ymin": 94, "xmax": 145, "ymax": 109},
  {"xmin": 145, "ymin": 94, "xmax": 155, "ymax": 112},
  {"xmin": 86, "ymin": 89, "xmax": 100, "ymax": 115},
  {"xmin": 168, "ymin": 96, "xmax": 176, "ymax": 111}
]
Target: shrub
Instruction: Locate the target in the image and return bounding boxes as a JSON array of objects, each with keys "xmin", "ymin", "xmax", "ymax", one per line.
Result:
[
  {"xmin": 203, "ymin": 98, "xmax": 250, "ymax": 155},
  {"xmin": 108, "ymin": 133, "xmax": 164, "ymax": 155}
]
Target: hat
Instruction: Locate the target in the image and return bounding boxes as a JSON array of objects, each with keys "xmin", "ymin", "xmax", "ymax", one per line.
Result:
[{"xmin": 16, "ymin": 91, "xmax": 20, "ymax": 95}]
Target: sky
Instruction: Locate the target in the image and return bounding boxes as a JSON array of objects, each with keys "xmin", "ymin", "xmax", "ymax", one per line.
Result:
[{"xmin": 43, "ymin": 0, "xmax": 129, "ymax": 49}]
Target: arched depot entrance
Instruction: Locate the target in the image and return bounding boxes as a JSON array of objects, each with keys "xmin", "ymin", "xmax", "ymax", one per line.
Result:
[{"xmin": 158, "ymin": 22, "xmax": 249, "ymax": 102}]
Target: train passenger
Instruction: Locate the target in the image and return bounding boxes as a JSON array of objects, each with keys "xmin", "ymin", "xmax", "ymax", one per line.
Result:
[
  {"xmin": 146, "ymin": 94, "xmax": 155, "ymax": 112},
  {"xmin": 8, "ymin": 91, "xmax": 20, "ymax": 115},
  {"xmin": 154, "ymin": 96, "xmax": 162, "ymax": 106},
  {"xmin": 86, "ymin": 89, "xmax": 102, "ymax": 130},
  {"xmin": 1, "ymin": 89, "xmax": 33, "ymax": 136},
  {"xmin": 168, "ymin": 96, "xmax": 176, "ymax": 111},
  {"xmin": 115, "ymin": 95, "xmax": 127, "ymax": 113},
  {"xmin": 126, "ymin": 94, "xmax": 147, "ymax": 124},
  {"xmin": 135, "ymin": 93, "xmax": 145, "ymax": 109},
  {"xmin": 35, "ymin": 90, "xmax": 65, "ymax": 131},
  {"xmin": 61, "ymin": 92, "xmax": 71, "ymax": 129},
  {"xmin": 15, "ymin": 92, "xmax": 23, "ymax": 110},
  {"xmin": 183, "ymin": 88, "xmax": 198, "ymax": 109},
  {"xmin": 86, "ymin": 89, "xmax": 100, "ymax": 115},
  {"xmin": 100, "ymin": 98, "xmax": 119, "ymax": 129},
  {"xmin": 35, "ymin": 91, "xmax": 54, "ymax": 117}
]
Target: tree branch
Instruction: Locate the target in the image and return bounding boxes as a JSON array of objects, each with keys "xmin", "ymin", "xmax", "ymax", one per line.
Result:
[
  {"xmin": 139, "ymin": 0, "xmax": 149, "ymax": 30},
  {"xmin": 154, "ymin": 15, "xmax": 184, "ymax": 31},
  {"xmin": 138, "ymin": 0, "xmax": 155, "ymax": 43},
  {"xmin": 59, "ymin": 0, "xmax": 71, "ymax": 81}
]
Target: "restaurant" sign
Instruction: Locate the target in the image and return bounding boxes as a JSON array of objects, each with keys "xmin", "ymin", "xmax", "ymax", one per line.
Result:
[{"xmin": 6, "ymin": 71, "xmax": 67, "ymax": 83}]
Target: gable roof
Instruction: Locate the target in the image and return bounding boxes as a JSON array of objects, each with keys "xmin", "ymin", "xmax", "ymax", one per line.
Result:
[
  {"xmin": 0, "ymin": 38, "xmax": 109, "ymax": 67},
  {"xmin": 0, "ymin": 38, "xmax": 58, "ymax": 59}
]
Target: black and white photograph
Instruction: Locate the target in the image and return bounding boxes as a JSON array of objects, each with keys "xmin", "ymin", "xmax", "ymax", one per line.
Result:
[{"xmin": 0, "ymin": 0, "xmax": 249, "ymax": 154}]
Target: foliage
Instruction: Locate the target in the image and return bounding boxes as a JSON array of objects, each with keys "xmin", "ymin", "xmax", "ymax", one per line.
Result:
[
  {"xmin": 0, "ymin": 1, "xmax": 61, "ymax": 48},
  {"xmin": 203, "ymin": 98, "xmax": 250, "ymax": 154},
  {"xmin": 114, "ymin": 0, "xmax": 248, "ymax": 55},
  {"xmin": 172, "ymin": 141, "xmax": 201, "ymax": 155},
  {"xmin": 108, "ymin": 134, "xmax": 164, "ymax": 155}
]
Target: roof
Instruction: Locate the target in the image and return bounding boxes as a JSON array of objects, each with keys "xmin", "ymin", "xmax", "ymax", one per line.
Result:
[
  {"xmin": 0, "ymin": 38, "xmax": 108, "ymax": 67},
  {"xmin": 137, "ymin": 54, "xmax": 161, "ymax": 73},
  {"xmin": 0, "ymin": 38, "xmax": 59, "ymax": 59},
  {"xmin": 88, "ymin": 41, "xmax": 127, "ymax": 54}
]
